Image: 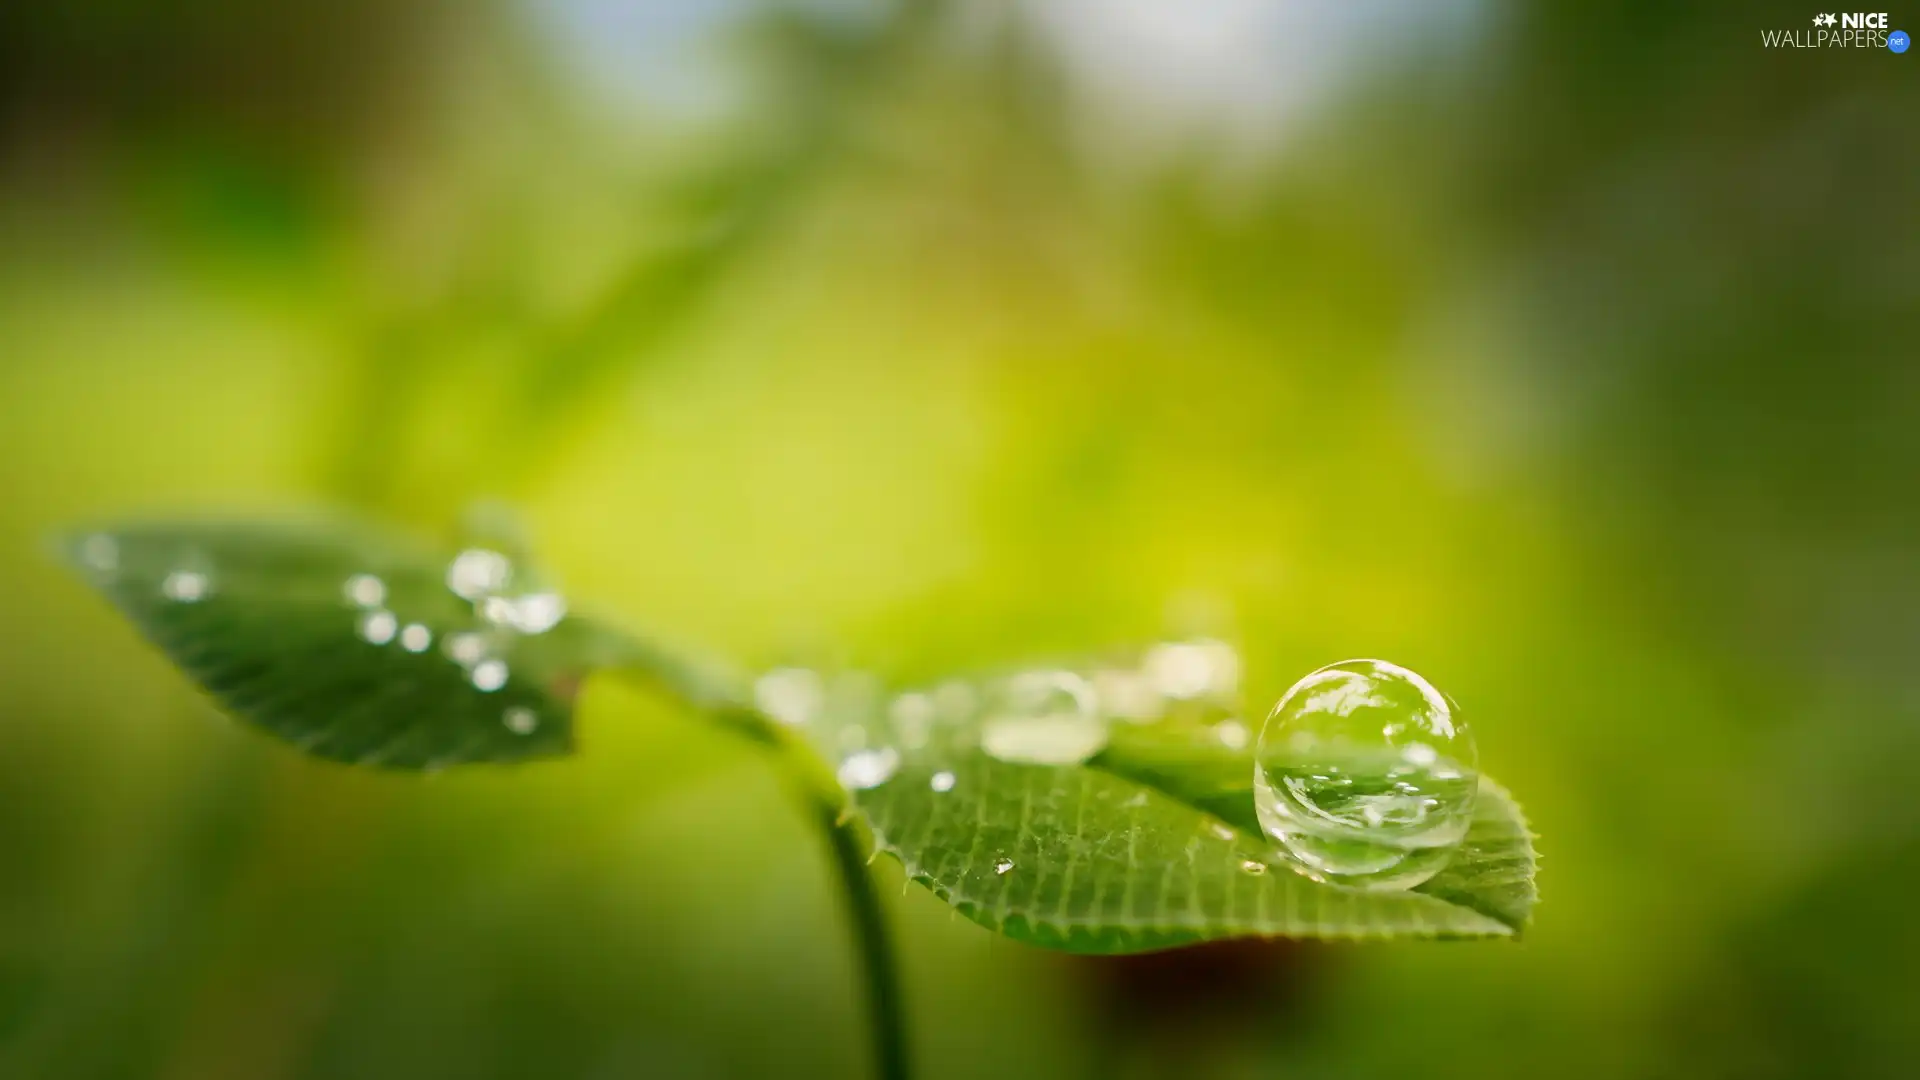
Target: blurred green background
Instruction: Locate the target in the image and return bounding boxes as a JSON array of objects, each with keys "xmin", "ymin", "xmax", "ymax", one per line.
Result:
[{"xmin": 2, "ymin": 1, "xmax": 1915, "ymax": 1077}]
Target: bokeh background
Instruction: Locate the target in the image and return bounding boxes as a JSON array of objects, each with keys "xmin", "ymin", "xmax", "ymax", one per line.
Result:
[{"xmin": 2, "ymin": 1, "xmax": 1916, "ymax": 1077}]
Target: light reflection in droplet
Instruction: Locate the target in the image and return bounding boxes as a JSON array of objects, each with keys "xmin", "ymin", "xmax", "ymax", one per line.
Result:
[
  {"xmin": 399, "ymin": 624, "xmax": 432, "ymax": 653},
  {"xmin": 503, "ymin": 706, "xmax": 538, "ymax": 735},
  {"xmin": 447, "ymin": 548, "xmax": 512, "ymax": 601},
  {"xmin": 837, "ymin": 747, "xmax": 900, "ymax": 791},
  {"xmin": 754, "ymin": 667, "xmax": 823, "ymax": 727},
  {"xmin": 471, "ymin": 659, "xmax": 509, "ymax": 692},
  {"xmin": 344, "ymin": 574, "xmax": 386, "ymax": 608},
  {"xmin": 992, "ymin": 857, "xmax": 1015, "ymax": 875},
  {"xmin": 360, "ymin": 610, "xmax": 398, "ymax": 645},
  {"xmin": 161, "ymin": 570, "xmax": 209, "ymax": 603},
  {"xmin": 930, "ymin": 770, "xmax": 956, "ymax": 793},
  {"xmin": 1240, "ymin": 859, "xmax": 1267, "ymax": 875}
]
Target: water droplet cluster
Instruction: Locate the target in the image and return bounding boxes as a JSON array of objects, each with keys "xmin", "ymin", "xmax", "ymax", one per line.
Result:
[{"xmin": 1253, "ymin": 659, "xmax": 1477, "ymax": 891}]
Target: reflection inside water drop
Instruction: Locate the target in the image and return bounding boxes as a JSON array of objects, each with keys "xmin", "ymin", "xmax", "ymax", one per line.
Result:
[
  {"xmin": 1253, "ymin": 659, "xmax": 1478, "ymax": 892},
  {"xmin": 992, "ymin": 857, "xmax": 1015, "ymax": 875}
]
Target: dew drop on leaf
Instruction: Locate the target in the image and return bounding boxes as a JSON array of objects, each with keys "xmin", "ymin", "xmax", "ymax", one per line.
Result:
[
  {"xmin": 471, "ymin": 659, "xmax": 509, "ymax": 692},
  {"xmin": 980, "ymin": 670, "xmax": 1107, "ymax": 765},
  {"xmin": 929, "ymin": 770, "xmax": 956, "ymax": 792},
  {"xmin": 360, "ymin": 610, "xmax": 398, "ymax": 645},
  {"xmin": 1253, "ymin": 658, "xmax": 1478, "ymax": 891},
  {"xmin": 344, "ymin": 573, "xmax": 386, "ymax": 608},
  {"xmin": 992, "ymin": 857, "xmax": 1015, "ymax": 876},
  {"xmin": 838, "ymin": 747, "xmax": 900, "ymax": 791},
  {"xmin": 162, "ymin": 569, "xmax": 209, "ymax": 603},
  {"xmin": 399, "ymin": 624, "xmax": 432, "ymax": 653}
]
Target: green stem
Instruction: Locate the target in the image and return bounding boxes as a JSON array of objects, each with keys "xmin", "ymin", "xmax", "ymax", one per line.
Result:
[
  {"xmin": 805, "ymin": 784, "xmax": 912, "ymax": 1080},
  {"xmin": 609, "ymin": 653, "xmax": 912, "ymax": 1080}
]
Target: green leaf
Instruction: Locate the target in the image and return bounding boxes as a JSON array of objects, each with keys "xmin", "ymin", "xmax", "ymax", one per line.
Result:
[
  {"xmin": 790, "ymin": 675, "xmax": 1536, "ymax": 952},
  {"xmin": 59, "ymin": 518, "xmax": 631, "ymax": 768}
]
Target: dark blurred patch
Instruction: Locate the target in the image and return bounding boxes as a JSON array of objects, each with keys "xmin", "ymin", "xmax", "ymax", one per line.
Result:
[
  {"xmin": 0, "ymin": 1, "xmax": 438, "ymax": 170},
  {"xmin": 1070, "ymin": 937, "xmax": 1328, "ymax": 1040}
]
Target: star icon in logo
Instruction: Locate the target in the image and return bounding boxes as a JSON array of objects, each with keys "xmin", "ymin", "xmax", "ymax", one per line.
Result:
[{"xmin": 1813, "ymin": 12, "xmax": 1837, "ymax": 26}]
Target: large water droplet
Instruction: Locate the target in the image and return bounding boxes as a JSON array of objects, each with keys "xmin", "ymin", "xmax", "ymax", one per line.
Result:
[
  {"xmin": 1253, "ymin": 659, "xmax": 1478, "ymax": 891},
  {"xmin": 980, "ymin": 671, "xmax": 1107, "ymax": 765}
]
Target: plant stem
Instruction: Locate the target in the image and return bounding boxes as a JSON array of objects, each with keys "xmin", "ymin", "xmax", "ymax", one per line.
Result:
[
  {"xmin": 609, "ymin": 653, "xmax": 912, "ymax": 1080},
  {"xmin": 804, "ymin": 786, "xmax": 912, "ymax": 1080}
]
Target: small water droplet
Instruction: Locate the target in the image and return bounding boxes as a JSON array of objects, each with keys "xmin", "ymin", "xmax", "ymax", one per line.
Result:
[
  {"xmin": 1215, "ymin": 719, "xmax": 1250, "ymax": 751},
  {"xmin": 890, "ymin": 692, "xmax": 935, "ymax": 748},
  {"xmin": 471, "ymin": 659, "xmax": 509, "ymax": 692},
  {"xmin": 445, "ymin": 632, "xmax": 487, "ymax": 667},
  {"xmin": 1092, "ymin": 668, "xmax": 1163, "ymax": 722},
  {"xmin": 755, "ymin": 667, "xmax": 823, "ymax": 727},
  {"xmin": 399, "ymin": 624, "xmax": 432, "ymax": 653},
  {"xmin": 508, "ymin": 592, "xmax": 566, "ymax": 634},
  {"xmin": 1209, "ymin": 822, "xmax": 1235, "ymax": 841},
  {"xmin": 447, "ymin": 549, "xmax": 512, "ymax": 601},
  {"xmin": 1253, "ymin": 659, "xmax": 1478, "ymax": 891},
  {"xmin": 1240, "ymin": 859, "xmax": 1267, "ymax": 875},
  {"xmin": 360, "ymin": 610, "xmax": 398, "ymax": 645},
  {"xmin": 932, "ymin": 680, "xmax": 976, "ymax": 722},
  {"xmin": 1144, "ymin": 638, "xmax": 1240, "ymax": 700},
  {"xmin": 162, "ymin": 570, "xmax": 209, "ymax": 603},
  {"xmin": 503, "ymin": 706, "xmax": 538, "ymax": 735},
  {"xmin": 981, "ymin": 671, "xmax": 1107, "ymax": 765},
  {"xmin": 344, "ymin": 574, "xmax": 386, "ymax": 608},
  {"xmin": 80, "ymin": 534, "xmax": 118, "ymax": 573},
  {"xmin": 929, "ymin": 770, "xmax": 956, "ymax": 793},
  {"xmin": 837, "ymin": 747, "xmax": 900, "ymax": 791},
  {"xmin": 992, "ymin": 857, "xmax": 1015, "ymax": 875}
]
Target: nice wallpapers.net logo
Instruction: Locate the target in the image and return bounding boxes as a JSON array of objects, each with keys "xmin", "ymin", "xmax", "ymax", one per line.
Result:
[{"xmin": 1762, "ymin": 12, "xmax": 1910, "ymax": 49}]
